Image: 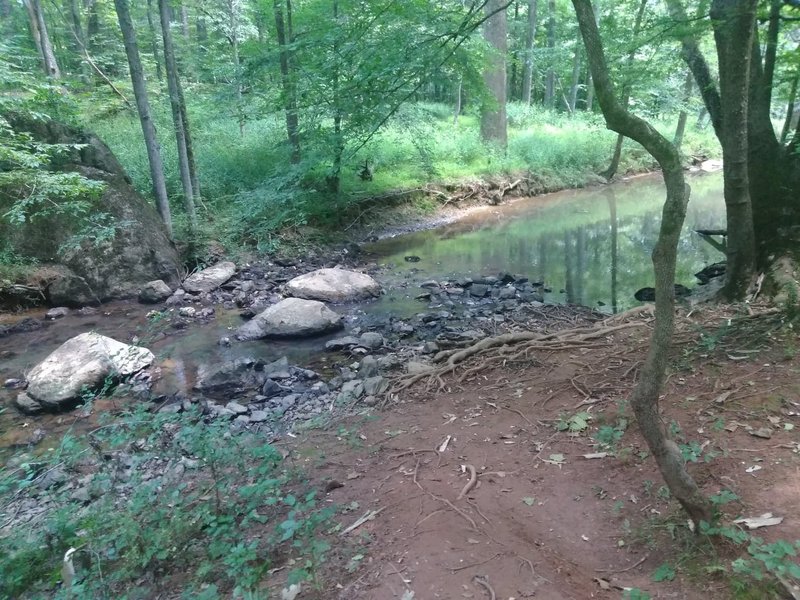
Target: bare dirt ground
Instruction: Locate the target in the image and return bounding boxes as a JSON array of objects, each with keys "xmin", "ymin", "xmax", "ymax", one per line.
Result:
[{"xmin": 282, "ymin": 304, "xmax": 800, "ymax": 600}]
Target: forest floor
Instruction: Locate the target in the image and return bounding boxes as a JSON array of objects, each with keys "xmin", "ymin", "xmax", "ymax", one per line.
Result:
[{"xmin": 278, "ymin": 303, "xmax": 800, "ymax": 600}]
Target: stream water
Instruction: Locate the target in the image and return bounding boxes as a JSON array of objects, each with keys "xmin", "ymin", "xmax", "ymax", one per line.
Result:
[{"xmin": 0, "ymin": 171, "xmax": 725, "ymax": 450}]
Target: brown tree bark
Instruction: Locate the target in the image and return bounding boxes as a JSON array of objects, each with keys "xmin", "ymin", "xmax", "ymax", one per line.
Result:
[
  {"xmin": 544, "ymin": 0, "xmax": 555, "ymax": 108},
  {"xmin": 274, "ymin": 0, "xmax": 301, "ymax": 163},
  {"xmin": 114, "ymin": 0, "xmax": 173, "ymax": 237},
  {"xmin": 673, "ymin": 70, "xmax": 693, "ymax": 149},
  {"xmin": 572, "ymin": 0, "xmax": 712, "ymax": 526},
  {"xmin": 480, "ymin": 0, "xmax": 508, "ymax": 148},
  {"xmin": 780, "ymin": 71, "xmax": 799, "ymax": 144},
  {"xmin": 23, "ymin": 0, "xmax": 61, "ymax": 78},
  {"xmin": 159, "ymin": 0, "xmax": 197, "ymax": 231},
  {"xmin": 521, "ymin": 0, "xmax": 538, "ymax": 105}
]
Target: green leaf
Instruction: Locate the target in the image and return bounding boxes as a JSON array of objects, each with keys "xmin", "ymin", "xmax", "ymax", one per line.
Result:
[
  {"xmin": 522, "ymin": 497, "xmax": 536, "ymax": 506},
  {"xmin": 651, "ymin": 563, "xmax": 675, "ymax": 582}
]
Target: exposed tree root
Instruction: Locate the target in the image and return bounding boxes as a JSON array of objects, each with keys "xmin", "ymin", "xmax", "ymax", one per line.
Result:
[{"xmin": 388, "ymin": 306, "xmax": 653, "ymax": 397}]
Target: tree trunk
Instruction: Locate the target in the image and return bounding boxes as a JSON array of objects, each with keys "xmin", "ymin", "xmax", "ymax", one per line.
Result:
[
  {"xmin": 274, "ymin": 0, "xmax": 301, "ymax": 163},
  {"xmin": 330, "ymin": 0, "xmax": 344, "ymax": 198},
  {"xmin": 711, "ymin": 0, "xmax": 757, "ymax": 300},
  {"xmin": 146, "ymin": 0, "xmax": 163, "ymax": 81},
  {"xmin": 780, "ymin": 71, "xmax": 799, "ymax": 144},
  {"xmin": 601, "ymin": 0, "xmax": 647, "ymax": 181},
  {"xmin": 113, "ymin": 0, "xmax": 173, "ymax": 237},
  {"xmin": 23, "ymin": 0, "xmax": 61, "ymax": 78},
  {"xmin": 673, "ymin": 70, "xmax": 693, "ymax": 149},
  {"xmin": 568, "ymin": 44, "xmax": 581, "ymax": 113},
  {"xmin": 68, "ymin": 0, "xmax": 90, "ymax": 80},
  {"xmin": 454, "ymin": 77, "xmax": 462, "ymax": 126},
  {"xmin": 180, "ymin": 3, "xmax": 190, "ymax": 38},
  {"xmin": 572, "ymin": 0, "xmax": 712, "ymax": 526},
  {"xmin": 159, "ymin": 0, "xmax": 197, "ymax": 231},
  {"xmin": 521, "ymin": 0, "xmax": 538, "ymax": 105},
  {"xmin": 86, "ymin": 0, "xmax": 99, "ymax": 53},
  {"xmin": 544, "ymin": 0, "xmax": 555, "ymax": 108},
  {"xmin": 229, "ymin": 1, "xmax": 245, "ymax": 137},
  {"xmin": 480, "ymin": 0, "xmax": 508, "ymax": 148},
  {"xmin": 608, "ymin": 192, "xmax": 619, "ymax": 313}
]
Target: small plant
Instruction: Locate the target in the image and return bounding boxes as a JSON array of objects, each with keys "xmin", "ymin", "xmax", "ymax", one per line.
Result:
[
  {"xmin": 594, "ymin": 417, "xmax": 628, "ymax": 452},
  {"xmin": 557, "ymin": 411, "xmax": 592, "ymax": 433}
]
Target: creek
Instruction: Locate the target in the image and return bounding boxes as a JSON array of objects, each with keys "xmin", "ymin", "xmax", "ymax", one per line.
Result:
[{"xmin": 0, "ymin": 171, "xmax": 725, "ymax": 450}]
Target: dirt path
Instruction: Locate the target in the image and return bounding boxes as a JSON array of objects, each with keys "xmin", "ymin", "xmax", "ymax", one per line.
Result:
[{"xmin": 283, "ymin": 305, "xmax": 800, "ymax": 600}]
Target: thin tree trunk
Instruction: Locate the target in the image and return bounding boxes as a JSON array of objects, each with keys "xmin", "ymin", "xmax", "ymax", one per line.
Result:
[
  {"xmin": 673, "ymin": 70, "xmax": 693, "ymax": 149},
  {"xmin": 572, "ymin": 0, "xmax": 712, "ymax": 526},
  {"xmin": 159, "ymin": 0, "xmax": 197, "ymax": 231},
  {"xmin": 608, "ymin": 192, "xmax": 618, "ymax": 313},
  {"xmin": 228, "ymin": 1, "xmax": 244, "ymax": 137},
  {"xmin": 146, "ymin": 0, "xmax": 163, "ymax": 81},
  {"xmin": 568, "ymin": 44, "xmax": 581, "ymax": 113},
  {"xmin": 454, "ymin": 77, "xmax": 462, "ymax": 126},
  {"xmin": 522, "ymin": 0, "xmax": 537, "ymax": 105},
  {"xmin": 509, "ymin": 0, "xmax": 520, "ymax": 101},
  {"xmin": 330, "ymin": 0, "xmax": 343, "ymax": 198},
  {"xmin": 274, "ymin": 0, "xmax": 301, "ymax": 163},
  {"xmin": 23, "ymin": 0, "xmax": 61, "ymax": 78},
  {"xmin": 180, "ymin": 3, "xmax": 190, "ymax": 38},
  {"xmin": 711, "ymin": 0, "xmax": 757, "ymax": 300},
  {"xmin": 544, "ymin": 0, "xmax": 555, "ymax": 108},
  {"xmin": 177, "ymin": 82, "xmax": 200, "ymax": 202},
  {"xmin": 480, "ymin": 0, "xmax": 508, "ymax": 148},
  {"xmin": 601, "ymin": 0, "xmax": 647, "ymax": 180},
  {"xmin": 85, "ymin": 0, "xmax": 99, "ymax": 53},
  {"xmin": 68, "ymin": 0, "xmax": 89, "ymax": 80},
  {"xmin": 114, "ymin": 0, "xmax": 173, "ymax": 237},
  {"xmin": 780, "ymin": 71, "xmax": 799, "ymax": 144}
]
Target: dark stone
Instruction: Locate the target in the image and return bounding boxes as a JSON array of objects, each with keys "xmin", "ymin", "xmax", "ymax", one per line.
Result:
[
  {"xmin": 404, "ymin": 255, "xmax": 421, "ymax": 262},
  {"xmin": 0, "ymin": 317, "xmax": 44, "ymax": 338},
  {"xmin": 634, "ymin": 284, "xmax": 692, "ymax": 302},
  {"xmin": 470, "ymin": 284, "xmax": 490, "ymax": 297},
  {"xmin": 695, "ymin": 262, "xmax": 726, "ymax": 285}
]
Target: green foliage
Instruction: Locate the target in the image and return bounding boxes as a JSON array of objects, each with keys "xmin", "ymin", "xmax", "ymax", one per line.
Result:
[
  {"xmin": 652, "ymin": 563, "xmax": 676, "ymax": 582},
  {"xmin": 557, "ymin": 410, "xmax": 592, "ymax": 433},
  {"xmin": 0, "ymin": 405, "xmax": 336, "ymax": 597},
  {"xmin": 623, "ymin": 589, "xmax": 652, "ymax": 600}
]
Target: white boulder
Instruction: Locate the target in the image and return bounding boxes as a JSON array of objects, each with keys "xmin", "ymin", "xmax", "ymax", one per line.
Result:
[{"xmin": 285, "ymin": 268, "xmax": 381, "ymax": 303}]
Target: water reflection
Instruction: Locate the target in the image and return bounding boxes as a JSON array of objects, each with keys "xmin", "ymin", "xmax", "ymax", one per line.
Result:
[{"xmin": 368, "ymin": 172, "xmax": 726, "ymax": 314}]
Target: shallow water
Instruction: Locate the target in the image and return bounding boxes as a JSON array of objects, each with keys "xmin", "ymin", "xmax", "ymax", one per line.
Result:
[
  {"xmin": 366, "ymin": 171, "xmax": 725, "ymax": 315},
  {"xmin": 0, "ymin": 171, "xmax": 725, "ymax": 450}
]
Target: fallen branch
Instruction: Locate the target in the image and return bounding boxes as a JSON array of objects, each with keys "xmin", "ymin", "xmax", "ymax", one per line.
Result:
[
  {"xmin": 473, "ymin": 575, "xmax": 497, "ymax": 600},
  {"xmin": 456, "ymin": 464, "xmax": 478, "ymax": 500},
  {"xmin": 341, "ymin": 507, "xmax": 385, "ymax": 536}
]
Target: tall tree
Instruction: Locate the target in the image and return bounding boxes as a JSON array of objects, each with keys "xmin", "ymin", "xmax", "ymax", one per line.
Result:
[
  {"xmin": 480, "ymin": 0, "xmax": 508, "ymax": 148},
  {"xmin": 113, "ymin": 0, "xmax": 173, "ymax": 237},
  {"xmin": 22, "ymin": 0, "xmax": 60, "ymax": 78},
  {"xmin": 146, "ymin": 0, "xmax": 164, "ymax": 81},
  {"xmin": 544, "ymin": 0, "xmax": 555, "ymax": 108},
  {"xmin": 521, "ymin": 0, "xmax": 537, "ymax": 105},
  {"xmin": 572, "ymin": 0, "xmax": 712, "ymax": 525},
  {"xmin": 710, "ymin": 0, "xmax": 757, "ymax": 299},
  {"xmin": 159, "ymin": 0, "xmax": 197, "ymax": 231},
  {"xmin": 274, "ymin": 0, "xmax": 300, "ymax": 163},
  {"xmin": 673, "ymin": 70, "xmax": 693, "ymax": 149}
]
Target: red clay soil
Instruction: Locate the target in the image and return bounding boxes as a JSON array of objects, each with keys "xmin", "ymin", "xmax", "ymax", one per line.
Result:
[{"xmin": 282, "ymin": 304, "xmax": 800, "ymax": 600}]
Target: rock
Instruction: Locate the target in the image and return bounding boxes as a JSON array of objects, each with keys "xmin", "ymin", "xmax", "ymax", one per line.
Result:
[
  {"xmin": 326, "ymin": 336, "xmax": 360, "ymax": 351},
  {"xmin": 285, "ymin": 268, "xmax": 381, "ymax": 303},
  {"xmin": 695, "ymin": 262, "xmax": 726, "ymax": 285},
  {"xmin": 249, "ymin": 410, "xmax": 268, "ymax": 423},
  {"xmin": 227, "ymin": 401, "xmax": 249, "ymax": 415},
  {"xmin": 634, "ymin": 284, "xmax": 692, "ymax": 302},
  {"xmin": 262, "ymin": 379, "xmax": 286, "ymax": 398},
  {"xmin": 404, "ymin": 255, "xmax": 421, "ymax": 262},
  {"xmin": 363, "ymin": 395, "xmax": 379, "ymax": 407},
  {"xmin": 470, "ymin": 284, "xmax": 490, "ymax": 297},
  {"xmin": 0, "ymin": 317, "xmax": 43, "ymax": 338},
  {"xmin": 14, "ymin": 392, "xmax": 44, "ymax": 414},
  {"xmin": 45, "ymin": 307, "xmax": 69, "ymax": 320},
  {"xmin": 420, "ymin": 280, "xmax": 439, "ymax": 289},
  {"xmin": 195, "ymin": 357, "xmax": 263, "ymax": 397},
  {"xmin": 407, "ymin": 361, "xmax": 433, "ymax": 375},
  {"xmin": 138, "ymin": 280, "xmax": 173, "ymax": 303},
  {"xmin": 360, "ymin": 355, "xmax": 379, "ymax": 378},
  {"xmin": 178, "ymin": 306, "xmax": 196, "ymax": 318},
  {"xmin": 422, "ymin": 341, "xmax": 439, "ymax": 354},
  {"xmin": 498, "ymin": 286, "xmax": 516, "ymax": 300},
  {"xmin": 24, "ymin": 332, "xmax": 154, "ymax": 409},
  {"xmin": 235, "ymin": 298, "xmax": 343, "ymax": 340},
  {"xmin": 359, "ymin": 332, "xmax": 384, "ymax": 350},
  {"xmin": 165, "ymin": 289, "xmax": 186, "ymax": 306},
  {"xmin": 363, "ymin": 376, "xmax": 388, "ymax": 396},
  {"xmin": 338, "ymin": 380, "xmax": 364, "ymax": 403},
  {"xmin": 183, "ymin": 261, "xmax": 236, "ymax": 294},
  {"xmin": 263, "ymin": 356, "xmax": 291, "ymax": 379},
  {"xmin": 3, "ymin": 378, "xmax": 25, "ymax": 389}
]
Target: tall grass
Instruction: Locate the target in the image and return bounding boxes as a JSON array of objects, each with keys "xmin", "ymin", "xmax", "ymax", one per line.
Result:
[{"xmin": 83, "ymin": 94, "xmax": 720, "ymax": 250}]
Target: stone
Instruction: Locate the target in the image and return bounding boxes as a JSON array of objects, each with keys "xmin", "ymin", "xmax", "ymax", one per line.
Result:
[
  {"xmin": 359, "ymin": 332, "xmax": 384, "ymax": 350},
  {"xmin": 363, "ymin": 376, "xmax": 388, "ymax": 396},
  {"xmin": 263, "ymin": 356, "xmax": 291, "ymax": 379},
  {"xmin": 165, "ymin": 289, "xmax": 186, "ymax": 306},
  {"xmin": 0, "ymin": 317, "xmax": 43, "ymax": 338},
  {"xmin": 249, "ymin": 410, "xmax": 268, "ymax": 423},
  {"xmin": 14, "ymin": 392, "xmax": 44, "ymax": 414},
  {"xmin": 24, "ymin": 333, "xmax": 154, "ymax": 409},
  {"xmin": 227, "ymin": 401, "xmax": 249, "ymax": 415},
  {"xmin": 470, "ymin": 284, "xmax": 490, "ymax": 297},
  {"xmin": 338, "ymin": 380, "xmax": 364, "ymax": 403},
  {"xmin": 195, "ymin": 357, "xmax": 263, "ymax": 397},
  {"xmin": 138, "ymin": 280, "xmax": 173, "ymax": 303},
  {"xmin": 178, "ymin": 306, "xmax": 196, "ymax": 318},
  {"xmin": 235, "ymin": 298, "xmax": 343, "ymax": 340},
  {"xmin": 325, "ymin": 336, "xmax": 360, "ymax": 351},
  {"xmin": 360, "ymin": 355, "xmax": 379, "ymax": 378},
  {"xmin": 407, "ymin": 361, "xmax": 433, "ymax": 375},
  {"xmin": 498, "ymin": 286, "xmax": 517, "ymax": 300},
  {"xmin": 363, "ymin": 395, "xmax": 379, "ymax": 407},
  {"xmin": 262, "ymin": 379, "xmax": 286, "ymax": 398},
  {"xmin": 3, "ymin": 378, "xmax": 25, "ymax": 389},
  {"xmin": 422, "ymin": 341, "xmax": 439, "ymax": 354},
  {"xmin": 183, "ymin": 261, "xmax": 236, "ymax": 294},
  {"xmin": 285, "ymin": 268, "xmax": 381, "ymax": 303},
  {"xmin": 45, "ymin": 307, "xmax": 69, "ymax": 320}
]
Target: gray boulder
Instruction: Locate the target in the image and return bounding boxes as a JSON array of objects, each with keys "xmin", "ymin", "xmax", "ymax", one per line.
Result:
[
  {"xmin": 139, "ymin": 280, "xmax": 173, "ymax": 303},
  {"xmin": 235, "ymin": 298, "xmax": 343, "ymax": 340},
  {"xmin": 285, "ymin": 268, "xmax": 381, "ymax": 303},
  {"xmin": 183, "ymin": 262, "xmax": 236, "ymax": 293},
  {"xmin": 24, "ymin": 332, "xmax": 154, "ymax": 409}
]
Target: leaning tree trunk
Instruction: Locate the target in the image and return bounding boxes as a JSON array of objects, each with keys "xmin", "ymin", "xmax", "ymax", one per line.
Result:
[
  {"xmin": 521, "ymin": 0, "xmax": 537, "ymax": 105},
  {"xmin": 23, "ymin": 0, "xmax": 60, "ymax": 78},
  {"xmin": 114, "ymin": 0, "xmax": 173, "ymax": 237},
  {"xmin": 711, "ymin": 0, "xmax": 757, "ymax": 300},
  {"xmin": 572, "ymin": 0, "xmax": 712, "ymax": 526},
  {"xmin": 480, "ymin": 0, "xmax": 508, "ymax": 148},
  {"xmin": 159, "ymin": 0, "xmax": 197, "ymax": 231}
]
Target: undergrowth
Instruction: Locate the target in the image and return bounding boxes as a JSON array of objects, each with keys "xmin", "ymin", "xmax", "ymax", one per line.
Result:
[{"xmin": 0, "ymin": 402, "xmax": 337, "ymax": 599}]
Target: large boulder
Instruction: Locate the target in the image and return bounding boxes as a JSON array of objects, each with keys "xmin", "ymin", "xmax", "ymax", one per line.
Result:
[
  {"xmin": 139, "ymin": 280, "xmax": 173, "ymax": 303},
  {"xmin": 235, "ymin": 298, "xmax": 343, "ymax": 340},
  {"xmin": 183, "ymin": 261, "xmax": 236, "ymax": 293},
  {"xmin": 0, "ymin": 112, "xmax": 181, "ymax": 307},
  {"xmin": 285, "ymin": 268, "xmax": 381, "ymax": 303},
  {"xmin": 20, "ymin": 332, "xmax": 154, "ymax": 410}
]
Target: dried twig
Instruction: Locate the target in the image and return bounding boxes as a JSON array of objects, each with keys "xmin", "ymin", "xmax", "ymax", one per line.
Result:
[{"xmin": 457, "ymin": 464, "xmax": 478, "ymax": 500}]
